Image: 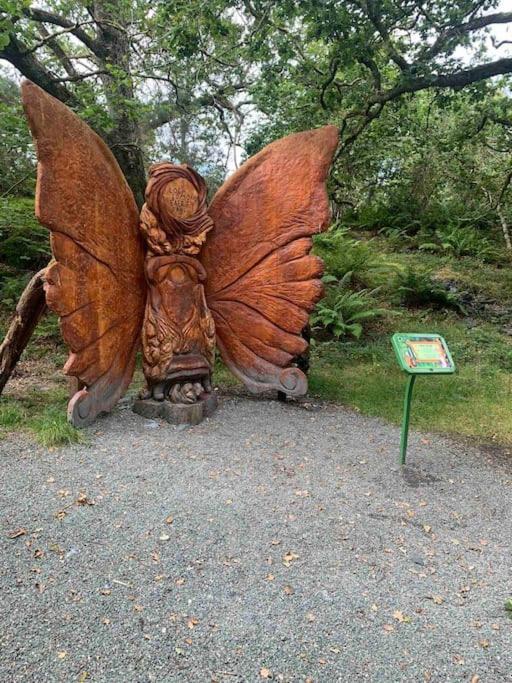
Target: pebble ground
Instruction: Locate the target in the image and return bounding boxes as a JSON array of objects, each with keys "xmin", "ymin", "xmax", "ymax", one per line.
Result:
[{"xmin": 1, "ymin": 396, "xmax": 511, "ymax": 682}]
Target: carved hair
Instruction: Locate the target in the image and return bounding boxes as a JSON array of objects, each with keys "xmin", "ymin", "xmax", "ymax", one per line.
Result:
[{"xmin": 145, "ymin": 163, "xmax": 213, "ymax": 245}]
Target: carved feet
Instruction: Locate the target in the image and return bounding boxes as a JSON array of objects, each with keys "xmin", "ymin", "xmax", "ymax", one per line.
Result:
[
  {"xmin": 139, "ymin": 376, "xmax": 212, "ymax": 403},
  {"xmin": 134, "ymin": 375, "xmax": 217, "ymax": 425},
  {"xmin": 133, "ymin": 391, "xmax": 217, "ymax": 425}
]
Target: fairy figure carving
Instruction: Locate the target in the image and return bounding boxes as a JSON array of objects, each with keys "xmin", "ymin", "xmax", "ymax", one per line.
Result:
[{"xmin": 20, "ymin": 80, "xmax": 338, "ymax": 426}]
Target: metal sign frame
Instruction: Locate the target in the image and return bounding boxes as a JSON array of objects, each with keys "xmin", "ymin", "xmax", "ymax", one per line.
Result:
[{"xmin": 391, "ymin": 333, "xmax": 455, "ymax": 464}]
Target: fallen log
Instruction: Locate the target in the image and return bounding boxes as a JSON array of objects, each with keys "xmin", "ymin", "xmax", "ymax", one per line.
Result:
[{"xmin": 0, "ymin": 267, "xmax": 47, "ymax": 396}]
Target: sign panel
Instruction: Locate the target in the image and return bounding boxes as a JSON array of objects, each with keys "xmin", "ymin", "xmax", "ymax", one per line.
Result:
[{"xmin": 392, "ymin": 333, "xmax": 455, "ymax": 375}]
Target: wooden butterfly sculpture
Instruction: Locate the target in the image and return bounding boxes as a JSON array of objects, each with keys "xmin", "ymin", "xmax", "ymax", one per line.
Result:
[{"xmin": 21, "ymin": 80, "xmax": 339, "ymax": 427}]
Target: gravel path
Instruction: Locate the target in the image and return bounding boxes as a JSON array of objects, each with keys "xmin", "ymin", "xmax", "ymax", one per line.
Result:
[{"xmin": 1, "ymin": 395, "xmax": 511, "ymax": 683}]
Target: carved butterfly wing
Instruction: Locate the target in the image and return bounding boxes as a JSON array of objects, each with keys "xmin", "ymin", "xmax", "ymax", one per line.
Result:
[
  {"xmin": 21, "ymin": 81, "xmax": 146, "ymax": 426},
  {"xmin": 201, "ymin": 126, "xmax": 339, "ymax": 395}
]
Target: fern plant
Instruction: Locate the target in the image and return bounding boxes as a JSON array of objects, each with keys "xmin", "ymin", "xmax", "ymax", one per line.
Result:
[
  {"xmin": 311, "ymin": 272, "xmax": 388, "ymax": 339},
  {"xmin": 394, "ymin": 267, "xmax": 466, "ymax": 313},
  {"xmin": 313, "ymin": 223, "xmax": 398, "ymax": 288},
  {"xmin": 419, "ymin": 224, "xmax": 501, "ymax": 262}
]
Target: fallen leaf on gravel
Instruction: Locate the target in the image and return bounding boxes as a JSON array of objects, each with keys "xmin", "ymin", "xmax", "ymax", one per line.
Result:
[
  {"xmin": 265, "ymin": 574, "xmax": 275, "ymax": 581},
  {"xmin": 159, "ymin": 534, "xmax": 170, "ymax": 541},
  {"xmin": 295, "ymin": 490, "xmax": 310, "ymax": 497},
  {"xmin": 393, "ymin": 611, "xmax": 411, "ymax": 623},
  {"xmin": 78, "ymin": 672, "xmax": 89, "ymax": 682},
  {"xmin": 6, "ymin": 528, "xmax": 26, "ymax": 539},
  {"xmin": 34, "ymin": 549, "xmax": 44, "ymax": 558},
  {"xmin": 271, "ymin": 539, "xmax": 281, "ymax": 546},
  {"xmin": 133, "ymin": 604, "xmax": 144, "ymax": 612},
  {"xmin": 423, "ymin": 525, "xmax": 432, "ymax": 534},
  {"xmin": 55, "ymin": 510, "xmax": 67, "ymax": 521},
  {"xmin": 46, "ymin": 477, "xmax": 55, "ymax": 484},
  {"xmin": 432, "ymin": 595, "xmax": 444, "ymax": 605},
  {"xmin": 76, "ymin": 492, "xmax": 95, "ymax": 506},
  {"xmin": 187, "ymin": 618, "xmax": 199, "ymax": 629},
  {"xmin": 102, "ymin": 618, "xmax": 111, "ymax": 625},
  {"xmin": 282, "ymin": 552, "xmax": 299, "ymax": 567},
  {"xmin": 283, "ymin": 585, "xmax": 294, "ymax": 595},
  {"xmin": 58, "ymin": 489, "xmax": 71, "ymax": 498},
  {"xmin": 100, "ymin": 588, "xmax": 111, "ymax": 595},
  {"xmin": 479, "ymin": 639, "xmax": 490, "ymax": 648},
  {"xmin": 470, "ymin": 676, "xmax": 480, "ymax": 683},
  {"xmin": 57, "ymin": 651, "xmax": 67, "ymax": 660},
  {"xmin": 165, "ymin": 515, "xmax": 174, "ymax": 525},
  {"xmin": 259, "ymin": 668, "xmax": 272, "ymax": 679},
  {"xmin": 175, "ymin": 578, "xmax": 186, "ymax": 586}
]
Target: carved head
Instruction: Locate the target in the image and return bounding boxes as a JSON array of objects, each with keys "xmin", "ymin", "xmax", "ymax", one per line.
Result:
[{"xmin": 141, "ymin": 163, "xmax": 213, "ymax": 254}]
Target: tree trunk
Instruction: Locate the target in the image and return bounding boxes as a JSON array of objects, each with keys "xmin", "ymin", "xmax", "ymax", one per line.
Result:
[
  {"xmin": 94, "ymin": 1, "xmax": 147, "ymax": 207},
  {"xmin": 497, "ymin": 204, "xmax": 512, "ymax": 251},
  {"xmin": 0, "ymin": 268, "xmax": 47, "ymax": 396}
]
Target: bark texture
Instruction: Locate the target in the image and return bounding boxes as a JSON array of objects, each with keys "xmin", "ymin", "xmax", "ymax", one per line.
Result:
[{"xmin": 0, "ymin": 268, "xmax": 47, "ymax": 396}]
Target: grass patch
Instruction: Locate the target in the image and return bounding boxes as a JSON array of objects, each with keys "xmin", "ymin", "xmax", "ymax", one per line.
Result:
[
  {"xmin": 0, "ymin": 386, "xmax": 84, "ymax": 447},
  {"xmin": 0, "ymin": 402, "xmax": 27, "ymax": 430},
  {"xmin": 29, "ymin": 405, "xmax": 83, "ymax": 447},
  {"xmin": 309, "ymin": 313, "xmax": 512, "ymax": 444}
]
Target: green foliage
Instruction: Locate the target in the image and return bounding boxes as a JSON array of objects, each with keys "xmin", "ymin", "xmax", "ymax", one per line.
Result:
[
  {"xmin": 311, "ymin": 272, "xmax": 388, "ymax": 339},
  {"xmin": 0, "ymin": 197, "xmax": 50, "ymax": 270},
  {"xmin": 418, "ymin": 224, "xmax": 502, "ymax": 262},
  {"xmin": 29, "ymin": 406, "xmax": 83, "ymax": 448},
  {"xmin": 0, "ymin": 76, "xmax": 35, "ymax": 196},
  {"xmin": 314, "ymin": 225, "xmax": 398, "ymax": 287},
  {"xmin": 393, "ymin": 267, "xmax": 466, "ymax": 313},
  {"xmin": 0, "ymin": 272, "xmax": 30, "ymax": 310}
]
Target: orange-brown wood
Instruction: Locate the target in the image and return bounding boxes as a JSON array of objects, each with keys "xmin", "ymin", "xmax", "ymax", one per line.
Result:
[
  {"xmin": 139, "ymin": 164, "xmax": 215, "ymax": 403},
  {"xmin": 201, "ymin": 126, "xmax": 339, "ymax": 395},
  {"xmin": 21, "ymin": 80, "xmax": 146, "ymax": 426}
]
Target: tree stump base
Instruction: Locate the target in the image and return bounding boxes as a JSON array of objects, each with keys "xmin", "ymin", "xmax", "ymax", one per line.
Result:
[{"xmin": 133, "ymin": 392, "xmax": 218, "ymax": 425}]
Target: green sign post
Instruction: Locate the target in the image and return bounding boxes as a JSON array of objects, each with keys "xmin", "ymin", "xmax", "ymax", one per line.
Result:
[{"xmin": 391, "ymin": 333, "xmax": 455, "ymax": 465}]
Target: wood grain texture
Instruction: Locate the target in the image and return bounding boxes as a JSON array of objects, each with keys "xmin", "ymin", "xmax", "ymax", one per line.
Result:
[
  {"xmin": 201, "ymin": 126, "xmax": 339, "ymax": 395},
  {"xmin": 139, "ymin": 164, "xmax": 215, "ymax": 403},
  {"xmin": 21, "ymin": 80, "xmax": 146, "ymax": 427}
]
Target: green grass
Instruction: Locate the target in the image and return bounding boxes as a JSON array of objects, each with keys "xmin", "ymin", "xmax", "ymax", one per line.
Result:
[
  {"xmin": 308, "ymin": 313, "xmax": 512, "ymax": 444},
  {"xmin": 0, "ymin": 402, "xmax": 27, "ymax": 429},
  {"xmin": 0, "ymin": 387, "xmax": 83, "ymax": 447},
  {"xmin": 29, "ymin": 405, "xmax": 83, "ymax": 447}
]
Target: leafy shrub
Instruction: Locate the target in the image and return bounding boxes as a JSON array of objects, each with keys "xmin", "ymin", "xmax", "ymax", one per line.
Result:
[
  {"xmin": 0, "ymin": 272, "xmax": 31, "ymax": 310},
  {"xmin": 311, "ymin": 272, "xmax": 388, "ymax": 339},
  {"xmin": 419, "ymin": 224, "xmax": 502, "ymax": 262},
  {"xmin": 0, "ymin": 197, "xmax": 50, "ymax": 270},
  {"xmin": 394, "ymin": 267, "xmax": 465, "ymax": 312},
  {"xmin": 314, "ymin": 224, "xmax": 397, "ymax": 287}
]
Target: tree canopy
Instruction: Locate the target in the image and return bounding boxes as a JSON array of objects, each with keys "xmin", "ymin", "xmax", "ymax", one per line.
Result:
[{"xmin": 0, "ymin": 0, "xmax": 511, "ymax": 221}]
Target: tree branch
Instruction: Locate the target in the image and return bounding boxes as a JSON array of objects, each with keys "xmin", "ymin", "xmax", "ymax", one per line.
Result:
[
  {"xmin": 0, "ymin": 33, "xmax": 79, "ymax": 107},
  {"xmin": 426, "ymin": 11, "xmax": 512, "ymax": 58},
  {"xmin": 23, "ymin": 6, "xmax": 101, "ymax": 55}
]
